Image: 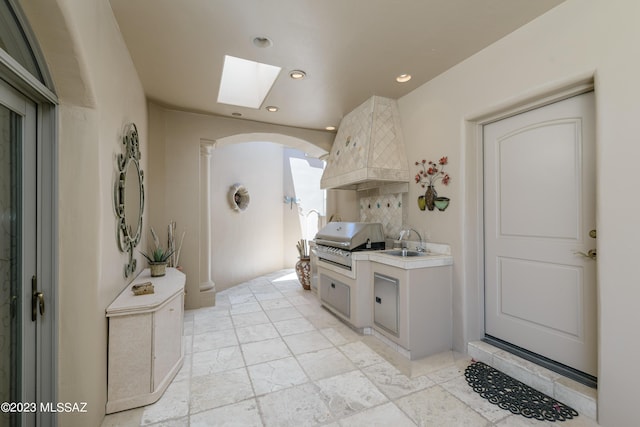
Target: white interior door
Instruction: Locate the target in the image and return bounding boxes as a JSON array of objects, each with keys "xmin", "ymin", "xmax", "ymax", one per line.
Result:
[{"xmin": 484, "ymin": 92, "xmax": 597, "ymax": 377}]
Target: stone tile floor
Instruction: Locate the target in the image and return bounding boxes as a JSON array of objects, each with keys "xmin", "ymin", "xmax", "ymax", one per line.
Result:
[{"xmin": 102, "ymin": 269, "xmax": 600, "ymax": 427}]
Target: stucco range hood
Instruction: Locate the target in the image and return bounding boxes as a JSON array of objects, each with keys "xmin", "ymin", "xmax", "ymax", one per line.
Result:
[{"xmin": 320, "ymin": 96, "xmax": 409, "ymax": 190}]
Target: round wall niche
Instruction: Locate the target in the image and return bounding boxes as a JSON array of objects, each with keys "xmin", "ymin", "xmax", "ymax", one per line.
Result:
[{"xmin": 229, "ymin": 183, "xmax": 250, "ymax": 212}]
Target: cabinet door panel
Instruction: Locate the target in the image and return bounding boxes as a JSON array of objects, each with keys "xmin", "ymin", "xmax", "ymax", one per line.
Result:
[
  {"xmin": 153, "ymin": 295, "xmax": 183, "ymax": 388},
  {"xmin": 108, "ymin": 313, "xmax": 153, "ymax": 400},
  {"xmin": 374, "ymin": 273, "xmax": 399, "ymax": 335},
  {"xmin": 320, "ymin": 274, "xmax": 351, "ymax": 318}
]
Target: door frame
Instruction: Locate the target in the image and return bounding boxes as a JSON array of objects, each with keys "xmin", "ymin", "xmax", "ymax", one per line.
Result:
[
  {"xmin": 463, "ymin": 76, "xmax": 596, "ymax": 362},
  {"xmin": 0, "ymin": 1, "xmax": 58, "ymax": 424}
]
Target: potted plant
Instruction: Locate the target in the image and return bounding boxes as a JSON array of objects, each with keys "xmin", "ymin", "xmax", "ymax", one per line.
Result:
[{"xmin": 140, "ymin": 228, "xmax": 174, "ymax": 277}]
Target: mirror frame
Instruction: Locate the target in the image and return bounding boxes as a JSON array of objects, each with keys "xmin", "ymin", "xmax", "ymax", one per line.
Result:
[{"xmin": 114, "ymin": 122, "xmax": 145, "ymax": 277}]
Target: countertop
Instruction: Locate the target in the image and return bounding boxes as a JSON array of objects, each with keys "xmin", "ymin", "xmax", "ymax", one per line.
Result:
[
  {"xmin": 351, "ymin": 242, "xmax": 453, "ymax": 270},
  {"xmin": 106, "ymin": 267, "xmax": 186, "ymax": 316}
]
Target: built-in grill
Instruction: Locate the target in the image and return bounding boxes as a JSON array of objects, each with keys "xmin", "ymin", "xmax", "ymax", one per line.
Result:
[{"xmin": 314, "ymin": 222, "xmax": 385, "ymax": 270}]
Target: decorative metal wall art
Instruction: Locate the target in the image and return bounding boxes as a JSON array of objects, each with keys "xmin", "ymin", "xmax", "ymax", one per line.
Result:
[
  {"xmin": 114, "ymin": 123, "xmax": 145, "ymax": 277},
  {"xmin": 414, "ymin": 156, "xmax": 451, "ymax": 211},
  {"xmin": 229, "ymin": 183, "xmax": 250, "ymax": 212},
  {"xmin": 283, "ymin": 195, "xmax": 301, "ymax": 210}
]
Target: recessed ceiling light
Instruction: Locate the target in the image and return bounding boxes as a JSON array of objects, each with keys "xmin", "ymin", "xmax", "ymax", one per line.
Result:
[
  {"xmin": 325, "ymin": 126, "xmax": 336, "ymax": 131},
  {"xmin": 396, "ymin": 73, "xmax": 412, "ymax": 83},
  {"xmin": 266, "ymin": 106, "xmax": 279, "ymax": 112},
  {"xmin": 217, "ymin": 55, "xmax": 281, "ymax": 109},
  {"xmin": 252, "ymin": 36, "xmax": 273, "ymax": 48},
  {"xmin": 289, "ymin": 70, "xmax": 306, "ymax": 80}
]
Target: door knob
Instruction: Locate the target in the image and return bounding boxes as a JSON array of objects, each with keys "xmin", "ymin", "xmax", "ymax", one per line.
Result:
[
  {"xmin": 37, "ymin": 292, "xmax": 45, "ymax": 317},
  {"xmin": 575, "ymin": 249, "xmax": 597, "ymax": 260},
  {"xmin": 31, "ymin": 275, "xmax": 45, "ymax": 321},
  {"xmin": 589, "ymin": 230, "xmax": 597, "ymax": 239}
]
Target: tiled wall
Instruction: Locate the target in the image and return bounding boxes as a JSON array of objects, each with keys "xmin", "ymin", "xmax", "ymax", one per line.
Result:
[{"xmin": 359, "ymin": 192, "xmax": 405, "ymax": 239}]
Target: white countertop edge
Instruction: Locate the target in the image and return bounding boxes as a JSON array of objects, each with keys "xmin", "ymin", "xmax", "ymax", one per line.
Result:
[
  {"xmin": 106, "ymin": 268, "xmax": 186, "ymax": 317},
  {"xmin": 316, "ymin": 242, "xmax": 454, "ymax": 272},
  {"xmin": 106, "ymin": 287, "xmax": 184, "ymax": 317},
  {"xmin": 367, "ymin": 252, "xmax": 453, "ymax": 269}
]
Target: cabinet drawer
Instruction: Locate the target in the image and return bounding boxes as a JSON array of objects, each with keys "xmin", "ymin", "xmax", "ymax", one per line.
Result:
[
  {"xmin": 320, "ymin": 274, "xmax": 350, "ymax": 318},
  {"xmin": 374, "ymin": 273, "xmax": 399, "ymax": 335}
]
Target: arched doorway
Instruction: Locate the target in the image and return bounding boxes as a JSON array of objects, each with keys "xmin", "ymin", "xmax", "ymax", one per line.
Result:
[{"xmin": 199, "ymin": 134, "xmax": 327, "ymax": 299}]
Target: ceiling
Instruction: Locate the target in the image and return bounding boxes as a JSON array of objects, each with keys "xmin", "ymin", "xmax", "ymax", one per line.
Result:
[{"xmin": 109, "ymin": 0, "xmax": 565, "ymax": 132}]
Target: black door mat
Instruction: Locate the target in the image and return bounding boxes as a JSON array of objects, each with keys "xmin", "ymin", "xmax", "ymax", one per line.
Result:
[{"xmin": 464, "ymin": 361, "xmax": 579, "ymax": 422}]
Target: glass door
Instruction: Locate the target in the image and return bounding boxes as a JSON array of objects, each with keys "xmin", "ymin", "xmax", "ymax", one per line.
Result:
[{"xmin": 1, "ymin": 79, "xmax": 38, "ymax": 427}]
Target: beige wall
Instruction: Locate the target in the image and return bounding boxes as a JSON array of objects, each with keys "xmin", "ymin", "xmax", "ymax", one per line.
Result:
[
  {"xmin": 282, "ymin": 162, "xmax": 302, "ymax": 269},
  {"xmin": 147, "ymin": 103, "xmax": 332, "ymax": 308},
  {"xmin": 326, "ymin": 189, "xmax": 359, "ymax": 222},
  {"xmin": 397, "ymin": 0, "xmax": 640, "ymax": 424},
  {"xmin": 21, "ymin": 0, "xmax": 147, "ymax": 426},
  {"xmin": 210, "ymin": 142, "xmax": 284, "ymax": 290}
]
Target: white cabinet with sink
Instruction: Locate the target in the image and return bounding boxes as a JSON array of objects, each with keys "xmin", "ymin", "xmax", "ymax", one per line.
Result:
[{"xmin": 318, "ymin": 245, "xmax": 453, "ymax": 360}]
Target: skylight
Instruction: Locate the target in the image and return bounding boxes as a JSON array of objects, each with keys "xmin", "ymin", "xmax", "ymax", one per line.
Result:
[{"xmin": 217, "ymin": 55, "xmax": 281, "ymax": 109}]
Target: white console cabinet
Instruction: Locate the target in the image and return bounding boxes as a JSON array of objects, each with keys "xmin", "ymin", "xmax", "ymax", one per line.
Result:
[{"xmin": 106, "ymin": 268, "xmax": 185, "ymax": 413}]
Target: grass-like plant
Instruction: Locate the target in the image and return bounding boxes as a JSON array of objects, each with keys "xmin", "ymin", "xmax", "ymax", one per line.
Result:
[
  {"xmin": 140, "ymin": 227, "xmax": 174, "ymax": 263},
  {"xmin": 140, "ymin": 247, "xmax": 174, "ymax": 263}
]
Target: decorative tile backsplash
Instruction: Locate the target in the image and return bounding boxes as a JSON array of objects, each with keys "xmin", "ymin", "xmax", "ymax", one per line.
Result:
[{"xmin": 359, "ymin": 193, "xmax": 403, "ymax": 239}]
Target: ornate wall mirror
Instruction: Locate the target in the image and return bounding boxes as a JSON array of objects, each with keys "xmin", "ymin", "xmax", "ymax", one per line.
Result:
[{"xmin": 114, "ymin": 123, "xmax": 144, "ymax": 277}]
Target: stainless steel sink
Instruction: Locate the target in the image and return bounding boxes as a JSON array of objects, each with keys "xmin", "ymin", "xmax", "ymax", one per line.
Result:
[{"xmin": 384, "ymin": 249, "xmax": 425, "ymax": 257}]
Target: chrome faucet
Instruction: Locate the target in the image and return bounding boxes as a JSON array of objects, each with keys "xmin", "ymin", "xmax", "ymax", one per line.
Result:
[{"xmin": 399, "ymin": 228, "xmax": 425, "ymax": 252}]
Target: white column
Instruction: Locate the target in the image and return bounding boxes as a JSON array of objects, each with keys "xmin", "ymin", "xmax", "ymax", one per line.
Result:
[{"xmin": 199, "ymin": 143, "xmax": 215, "ymax": 299}]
